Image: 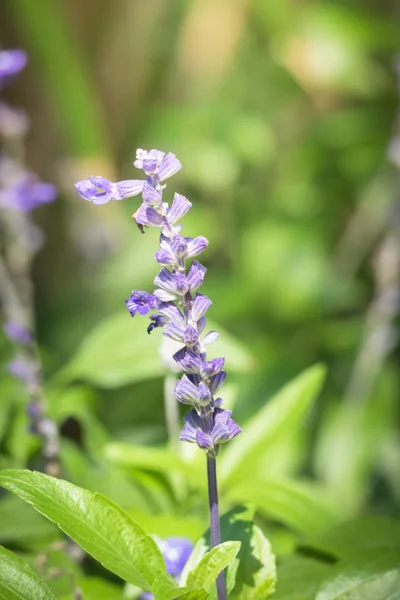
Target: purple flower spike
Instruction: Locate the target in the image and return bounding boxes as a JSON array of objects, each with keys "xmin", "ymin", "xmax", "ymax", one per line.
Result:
[
  {"xmin": 0, "ymin": 49, "xmax": 27, "ymax": 89},
  {"xmin": 76, "ymin": 148, "xmax": 240, "ymax": 462},
  {"xmin": 4, "ymin": 320, "xmax": 32, "ymax": 344},
  {"xmin": 125, "ymin": 291, "xmax": 157, "ymax": 316}
]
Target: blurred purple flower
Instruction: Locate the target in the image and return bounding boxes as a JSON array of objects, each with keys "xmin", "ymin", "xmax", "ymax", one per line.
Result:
[
  {"xmin": 4, "ymin": 320, "xmax": 32, "ymax": 344},
  {"xmin": 0, "ymin": 172, "xmax": 56, "ymax": 212},
  {"xmin": 7, "ymin": 355, "xmax": 35, "ymax": 383},
  {"xmin": 139, "ymin": 537, "xmax": 193, "ymax": 600},
  {"xmin": 0, "ymin": 49, "xmax": 27, "ymax": 89}
]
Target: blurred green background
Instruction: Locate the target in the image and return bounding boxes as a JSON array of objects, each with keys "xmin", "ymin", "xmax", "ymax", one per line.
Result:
[{"xmin": 1, "ymin": 0, "xmax": 400, "ymax": 594}]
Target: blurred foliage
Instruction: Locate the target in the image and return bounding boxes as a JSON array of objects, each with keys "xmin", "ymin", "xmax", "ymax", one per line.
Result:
[{"xmin": 1, "ymin": 0, "xmax": 400, "ymax": 597}]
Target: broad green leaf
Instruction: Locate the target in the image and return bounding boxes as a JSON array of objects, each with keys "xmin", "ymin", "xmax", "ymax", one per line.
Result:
[
  {"xmin": 219, "ymin": 365, "xmax": 326, "ymax": 485},
  {"xmin": 0, "ymin": 496, "xmax": 60, "ymax": 547},
  {"xmin": 0, "ymin": 470, "xmax": 165, "ymax": 590},
  {"xmin": 61, "ymin": 440, "xmax": 152, "ymax": 512},
  {"xmin": 182, "ymin": 506, "xmax": 276, "ymax": 600},
  {"xmin": 57, "ymin": 312, "xmax": 255, "ymax": 388},
  {"xmin": 186, "ymin": 542, "xmax": 241, "ymax": 591},
  {"xmin": 273, "ymin": 556, "xmax": 333, "ymax": 600},
  {"xmin": 302, "ymin": 517, "xmax": 400, "ymax": 561},
  {"xmin": 21, "ymin": 546, "xmax": 82, "ymax": 598},
  {"xmin": 152, "ymin": 574, "xmax": 208, "ymax": 600},
  {"xmin": 227, "ymin": 478, "xmax": 336, "ymax": 535},
  {"xmin": 316, "ymin": 568, "xmax": 400, "ymax": 600},
  {"xmin": 0, "ymin": 545, "xmax": 56, "ymax": 600},
  {"xmin": 60, "ymin": 577, "xmax": 124, "ymax": 600},
  {"xmin": 230, "ymin": 526, "xmax": 276, "ymax": 600}
]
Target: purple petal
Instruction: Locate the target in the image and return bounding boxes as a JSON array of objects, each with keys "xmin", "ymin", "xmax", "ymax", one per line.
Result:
[
  {"xmin": 154, "ymin": 268, "xmax": 189, "ymax": 296},
  {"xmin": 184, "ymin": 325, "xmax": 199, "ymax": 347},
  {"xmin": 209, "ymin": 371, "xmax": 227, "ymax": 394},
  {"xmin": 155, "ymin": 248, "xmax": 176, "ymax": 266},
  {"xmin": 187, "ymin": 261, "xmax": 207, "ymax": 292},
  {"xmin": 158, "ymin": 302, "xmax": 184, "ymax": 322},
  {"xmin": 125, "ymin": 291, "xmax": 157, "ymax": 316},
  {"xmin": 196, "ymin": 429, "xmax": 213, "ymax": 450},
  {"xmin": 204, "ymin": 330, "xmax": 219, "ymax": 345},
  {"xmin": 147, "ymin": 313, "xmax": 168, "ymax": 334},
  {"xmin": 154, "ymin": 289, "xmax": 178, "ymax": 302},
  {"xmin": 174, "ymin": 375, "xmax": 198, "ymax": 405},
  {"xmin": 163, "ymin": 320, "xmax": 186, "ymax": 342},
  {"xmin": 173, "ymin": 348, "xmax": 202, "ymax": 373},
  {"xmin": 212, "ymin": 409, "xmax": 241, "ymax": 444},
  {"xmin": 116, "ymin": 179, "xmax": 144, "ymax": 199},
  {"xmin": 75, "ymin": 176, "xmax": 117, "ymax": 204},
  {"xmin": 186, "ymin": 236, "xmax": 209, "ymax": 258},
  {"xmin": 135, "ymin": 203, "xmax": 164, "ymax": 226},
  {"xmin": 167, "ymin": 193, "xmax": 192, "ymax": 224},
  {"xmin": 157, "ymin": 152, "xmax": 182, "ymax": 182},
  {"xmin": 201, "ymin": 358, "xmax": 225, "ymax": 378},
  {"xmin": 197, "ymin": 316, "xmax": 206, "ymax": 334},
  {"xmin": 171, "ymin": 235, "xmax": 188, "ymax": 258},
  {"xmin": 142, "ymin": 181, "xmax": 162, "ymax": 205},
  {"xmin": 191, "ymin": 294, "xmax": 212, "ymax": 321},
  {"xmin": 197, "ymin": 382, "xmax": 212, "ymax": 406}
]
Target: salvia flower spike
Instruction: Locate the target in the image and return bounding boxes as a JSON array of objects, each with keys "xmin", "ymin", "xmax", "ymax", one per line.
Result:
[
  {"xmin": 75, "ymin": 148, "xmax": 241, "ymax": 600},
  {"xmin": 75, "ymin": 148, "xmax": 241, "ymax": 456}
]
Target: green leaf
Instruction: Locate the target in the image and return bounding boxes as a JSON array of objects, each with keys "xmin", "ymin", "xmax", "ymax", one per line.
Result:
[
  {"xmin": 0, "ymin": 496, "xmax": 60, "ymax": 547},
  {"xmin": 186, "ymin": 542, "xmax": 241, "ymax": 591},
  {"xmin": 152, "ymin": 574, "xmax": 208, "ymax": 600},
  {"xmin": 273, "ymin": 556, "xmax": 334, "ymax": 600},
  {"xmin": 57, "ymin": 312, "xmax": 255, "ymax": 388},
  {"xmin": 60, "ymin": 577, "xmax": 124, "ymax": 600},
  {"xmin": 302, "ymin": 517, "xmax": 400, "ymax": 561},
  {"xmin": 0, "ymin": 545, "xmax": 56, "ymax": 600},
  {"xmin": 230, "ymin": 526, "xmax": 276, "ymax": 600},
  {"xmin": 219, "ymin": 364, "xmax": 326, "ymax": 485},
  {"xmin": 316, "ymin": 568, "xmax": 400, "ymax": 600},
  {"xmin": 181, "ymin": 506, "xmax": 276, "ymax": 600},
  {"xmin": 0, "ymin": 470, "xmax": 165, "ymax": 590},
  {"xmin": 227, "ymin": 478, "xmax": 336, "ymax": 535}
]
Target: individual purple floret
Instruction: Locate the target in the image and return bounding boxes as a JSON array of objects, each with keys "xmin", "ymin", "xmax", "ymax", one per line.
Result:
[
  {"xmin": 75, "ymin": 148, "xmax": 240, "ymax": 457},
  {"xmin": 4, "ymin": 320, "xmax": 32, "ymax": 344},
  {"xmin": 139, "ymin": 537, "xmax": 193, "ymax": 600},
  {"xmin": 0, "ymin": 49, "xmax": 27, "ymax": 89}
]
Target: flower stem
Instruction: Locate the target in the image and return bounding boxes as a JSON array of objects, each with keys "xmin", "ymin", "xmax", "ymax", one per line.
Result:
[{"xmin": 207, "ymin": 455, "xmax": 227, "ymax": 600}]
